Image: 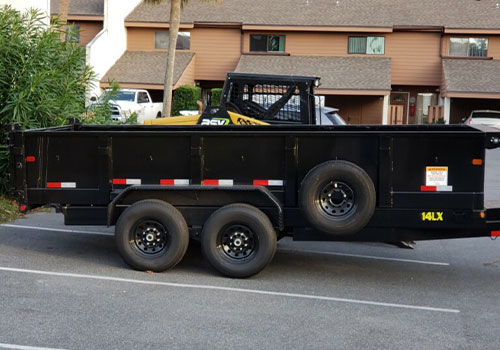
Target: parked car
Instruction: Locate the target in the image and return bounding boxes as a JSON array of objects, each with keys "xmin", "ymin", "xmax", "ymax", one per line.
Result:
[
  {"xmin": 462, "ymin": 110, "xmax": 500, "ymax": 128},
  {"xmin": 316, "ymin": 106, "xmax": 347, "ymax": 125},
  {"xmin": 91, "ymin": 89, "xmax": 163, "ymax": 124}
]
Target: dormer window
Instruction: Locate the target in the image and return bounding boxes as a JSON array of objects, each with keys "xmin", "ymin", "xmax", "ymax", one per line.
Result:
[
  {"xmin": 250, "ymin": 35, "xmax": 285, "ymax": 53},
  {"xmin": 449, "ymin": 38, "xmax": 488, "ymax": 57},
  {"xmin": 155, "ymin": 32, "xmax": 191, "ymax": 50},
  {"xmin": 348, "ymin": 36, "xmax": 385, "ymax": 55}
]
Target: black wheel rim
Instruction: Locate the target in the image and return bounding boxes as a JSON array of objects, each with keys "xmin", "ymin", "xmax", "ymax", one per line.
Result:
[
  {"xmin": 317, "ymin": 181, "xmax": 355, "ymax": 217},
  {"xmin": 217, "ymin": 224, "xmax": 256, "ymax": 260},
  {"xmin": 132, "ymin": 220, "xmax": 168, "ymax": 255}
]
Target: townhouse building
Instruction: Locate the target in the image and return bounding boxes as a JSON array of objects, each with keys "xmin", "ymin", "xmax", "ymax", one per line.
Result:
[
  {"xmin": 50, "ymin": 0, "xmax": 104, "ymax": 46},
  {"xmin": 94, "ymin": 0, "xmax": 500, "ymax": 124}
]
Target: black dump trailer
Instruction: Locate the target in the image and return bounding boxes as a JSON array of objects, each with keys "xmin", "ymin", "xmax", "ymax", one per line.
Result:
[{"xmin": 7, "ymin": 123, "xmax": 500, "ymax": 277}]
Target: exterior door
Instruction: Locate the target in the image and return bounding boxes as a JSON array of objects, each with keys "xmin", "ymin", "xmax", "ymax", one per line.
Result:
[{"xmin": 390, "ymin": 92, "xmax": 409, "ymax": 124}]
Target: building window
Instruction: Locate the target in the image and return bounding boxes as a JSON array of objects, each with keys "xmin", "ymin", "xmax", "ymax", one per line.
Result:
[
  {"xmin": 65, "ymin": 25, "xmax": 80, "ymax": 43},
  {"xmin": 449, "ymin": 38, "xmax": 488, "ymax": 57},
  {"xmin": 155, "ymin": 32, "xmax": 191, "ymax": 50},
  {"xmin": 348, "ymin": 36, "xmax": 385, "ymax": 55},
  {"xmin": 250, "ymin": 35, "xmax": 285, "ymax": 53}
]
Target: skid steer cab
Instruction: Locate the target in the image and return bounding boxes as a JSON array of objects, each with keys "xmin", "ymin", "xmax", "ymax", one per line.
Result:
[{"xmin": 145, "ymin": 72, "xmax": 323, "ymax": 126}]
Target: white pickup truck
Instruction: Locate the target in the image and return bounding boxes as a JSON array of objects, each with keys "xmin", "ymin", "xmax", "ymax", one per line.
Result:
[{"xmin": 106, "ymin": 89, "xmax": 163, "ymax": 124}]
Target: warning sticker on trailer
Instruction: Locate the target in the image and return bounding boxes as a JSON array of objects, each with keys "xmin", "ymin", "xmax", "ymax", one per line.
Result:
[{"xmin": 426, "ymin": 166, "xmax": 448, "ymax": 186}]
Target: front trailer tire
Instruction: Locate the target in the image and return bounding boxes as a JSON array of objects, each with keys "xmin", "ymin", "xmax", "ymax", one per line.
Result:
[
  {"xmin": 299, "ymin": 160, "xmax": 376, "ymax": 236},
  {"xmin": 115, "ymin": 200, "xmax": 189, "ymax": 272},
  {"xmin": 201, "ymin": 204, "xmax": 277, "ymax": 278}
]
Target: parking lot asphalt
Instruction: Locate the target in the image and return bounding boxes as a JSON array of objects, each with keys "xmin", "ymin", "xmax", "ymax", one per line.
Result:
[{"xmin": 0, "ymin": 150, "xmax": 499, "ymax": 350}]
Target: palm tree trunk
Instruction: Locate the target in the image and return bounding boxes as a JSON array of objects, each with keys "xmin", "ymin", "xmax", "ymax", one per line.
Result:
[
  {"xmin": 58, "ymin": 0, "xmax": 70, "ymax": 41},
  {"xmin": 58, "ymin": 0, "xmax": 69, "ymax": 23},
  {"xmin": 162, "ymin": 0, "xmax": 181, "ymax": 117}
]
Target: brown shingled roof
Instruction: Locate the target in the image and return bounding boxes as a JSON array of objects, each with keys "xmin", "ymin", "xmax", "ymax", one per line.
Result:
[
  {"xmin": 102, "ymin": 51, "xmax": 195, "ymax": 86},
  {"xmin": 442, "ymin": 59, "xmax": 500, "ymax": 94},
  {"xmin": 234, "ymin": 55, "xmax": 391, "ymax": 91},
  {"xmin": 126, "ymin": 0, "xmax": 500, "ymax": 29},
  {"xmin": 51, "ymin": 0, "xmax": 104, "ymax": 16}
]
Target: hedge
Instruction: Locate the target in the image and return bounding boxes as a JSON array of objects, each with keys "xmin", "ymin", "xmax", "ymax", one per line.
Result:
[
  {"xmin": 172, "ymin": 85, "xmax": 201, "ymax": 116},
  {"xmin": 210, "ymin": 88, "xmax": 222, "ymax": 106}
]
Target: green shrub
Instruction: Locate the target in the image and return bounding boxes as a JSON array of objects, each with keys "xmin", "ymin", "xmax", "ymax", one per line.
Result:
[
  {"xmin": 210, "ymin": 88, "xmax": 222, "ymax": 106},
  {"xmin": 172, "ymin": 85, "xmax": 201, "ymax": 116},
  {"xmin": 0, "ymin": 6, "xmax": 95, "ymax": 193}
]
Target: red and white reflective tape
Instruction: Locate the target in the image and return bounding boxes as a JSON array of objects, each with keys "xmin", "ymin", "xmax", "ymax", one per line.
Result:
[
  {"xmin": 47, "ymin": 182, "xmax": 76, "ymax": 188},
  {"xmin": 160, "ymin": 179, "xmax": 190, "ymax": 186},
  {"xmin": 253, "ymin": 179, "xmax": 284, "ymax": 186},
  {"xmin": 203, "ymin": 179, "xmax": 234, "ymax": 186},
  {"xmin": 113, "ymin": 179, "xmax": 142, "ymax": 185},
  {"xmin": 420, "ymin": 185, "xmax": 453, "ymax": 192}
]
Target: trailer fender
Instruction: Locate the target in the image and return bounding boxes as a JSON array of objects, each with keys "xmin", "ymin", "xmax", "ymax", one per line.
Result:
[
  {"xmin": 107, "ymin": 185, "xmax": 284, "ymax": 231},
  {"xmin": 299, "ymin": 160, "xmax": 376, "ymax": 235}
]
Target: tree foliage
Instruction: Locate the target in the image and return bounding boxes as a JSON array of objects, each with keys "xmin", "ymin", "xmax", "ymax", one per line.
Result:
[
  {"xmin": 210, "ymin": 88, "xmax": 222, "ymax": 106},
  {"xmin": 172, "ymin": 85, "xmax": 201, "ymax": 116},
  {"xmin": 0, "ymin": 6, "xmax": 95, "ymax": 193}
]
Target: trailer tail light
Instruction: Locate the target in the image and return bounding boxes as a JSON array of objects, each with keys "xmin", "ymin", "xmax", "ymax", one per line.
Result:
[
  {"xmin": 160, "ymin": 179, "xmax": 189, "ymax": 186},
  {"xmin": 203, "ymin": 179, "xmax": 233, "ymax": 186},
  {"xmin": 253, "ymin": 180, "xmax": 284, "ymax": 186},
  {"xmin": 25, "ymin": 156, "xmax": 36, "ymax": 162},
  {"xmin": 472, "ymin": 159, "xmax": 483, "ymax": 166},
  {"xmin": 47, "ymin": 182, "xmax": 76, "ymax": 188},
  {"xmin": 492, "ymin": 231, "xmax": 500, "ymax": 237},
  {"xmin": 112, "ymin": 179, "xmax": 141, "ymax": 185}
]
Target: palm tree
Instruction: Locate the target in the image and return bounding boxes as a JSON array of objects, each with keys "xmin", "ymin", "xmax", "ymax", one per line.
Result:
[
  {"xmin": 145, "ymin": 0, "xmax": 220, "ymax": 117},
  {"xmin": 58, "ymin": 0, "xmax": 69, "ymax": 24},
  {"xmin": 58, "ymin": 0, "xmax": 70, "ymax": 41}
]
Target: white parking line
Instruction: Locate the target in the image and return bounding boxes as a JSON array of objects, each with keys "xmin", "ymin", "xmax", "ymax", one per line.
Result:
[
  {"xmin": 0, "ymin": 266, "xmax": 460, "ymax": 314},
  {"xmin": 278, "ymin": 248, "xmax": 450, "ymax": 266},
  {"xmin": 0, "ymin": 224, "xmax": 113, "ymax": 237},
  {"xmin": 0, "ymin": 343, "xmax": 66, "ymax": 350}
]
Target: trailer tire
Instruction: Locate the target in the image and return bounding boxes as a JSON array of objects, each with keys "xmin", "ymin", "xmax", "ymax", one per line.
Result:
[
  {"xmin": 299, "ymin": 160, "xmax": 376, "ymax": 235},
  {"xmin": 115, "ymin": 200, "xmax": 189, "ymax": 272},
  {"xmin": 201, "ymin": 204, "xmax": 277, "ymax": 278}
]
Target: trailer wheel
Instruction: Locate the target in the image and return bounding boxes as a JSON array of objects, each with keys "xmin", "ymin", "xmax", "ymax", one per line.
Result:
[
  {"xmin": 115, "ymin": 200, "xmax": 189, "ymax": 272},
  {"xmin": 299, "ymin": 160, "xmax": 376, "ymax": 235},
  {"xmin": 201, "ymin": 204, "xmax": 277, "ymax": 278}
]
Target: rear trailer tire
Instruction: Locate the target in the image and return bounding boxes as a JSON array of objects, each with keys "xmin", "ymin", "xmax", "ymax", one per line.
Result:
[
  {"xmin": 115, "ymin": 200, "xmax": 189, "ymax": 272},
  {"xmin": 201, "ymin": 204, "xmax": 277, "ymax": 278},
  {"xmin": 299, "ymin": 160, "xmax": 376, "ymax": 236}
]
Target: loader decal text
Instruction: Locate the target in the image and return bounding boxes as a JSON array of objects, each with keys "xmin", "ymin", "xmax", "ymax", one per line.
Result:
[{"xmin": 200, "ymin": 118, "xmax": 230, "ymax": 126}]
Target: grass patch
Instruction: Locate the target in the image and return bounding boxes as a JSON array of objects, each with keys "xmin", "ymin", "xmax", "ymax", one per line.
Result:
[{"xmin": 0, "ymin": 195, "xmax": 23, "ymax": 223}]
